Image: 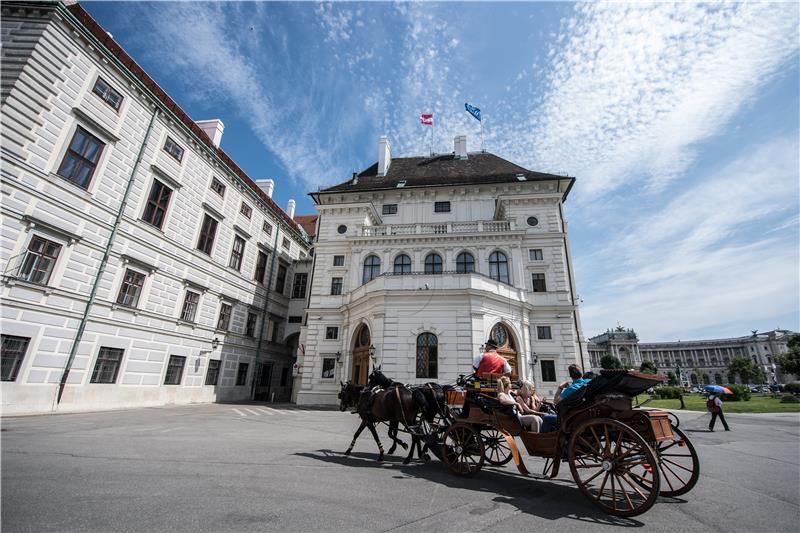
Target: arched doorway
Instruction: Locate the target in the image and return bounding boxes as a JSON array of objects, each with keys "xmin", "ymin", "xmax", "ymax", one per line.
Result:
[
  {"xmin": 490, "ymin": 323, "xmax": 518, "ymax": 379},
  {"xmin": 351, "ymin": 324, "xmax": 371, "ymax": 385}
]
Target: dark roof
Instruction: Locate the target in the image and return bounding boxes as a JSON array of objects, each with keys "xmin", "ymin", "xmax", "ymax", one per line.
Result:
[
  {"xmin": 62, "ymin": 3, "xmax": 303, "ymax": 237},
  {"xmin": 293, "ymin": 215, "xmax": 318, "ymax": 237},
  {"xmin": 317, "ymin": 152, "xmax": 573, "ymax": 197}
]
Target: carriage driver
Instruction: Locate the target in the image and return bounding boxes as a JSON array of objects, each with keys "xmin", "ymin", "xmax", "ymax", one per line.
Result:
[{"xmin": 472, "ymin": 338, "xmax": 512, "ymax": 378}]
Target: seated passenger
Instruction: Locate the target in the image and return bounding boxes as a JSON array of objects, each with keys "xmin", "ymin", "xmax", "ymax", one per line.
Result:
[
  {"xmin": 515, "ymin": 380, "xmax": 544, "ymax": 432},
  {"xmin": 540, "ymin": 364, "xmax": 591, "ymax": 433},
  {"xmin": 472, "ymin": 339, "xmax": 511, "ymax": 379},
  {"xmin": 497, "ymin": 376, "xmax": 540, "ymax": 431}
]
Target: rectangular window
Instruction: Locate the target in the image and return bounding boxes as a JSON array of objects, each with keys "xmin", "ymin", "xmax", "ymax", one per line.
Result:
[
  {"xmin": 382, "ymin": 204, "xmax": 398, "ymax": 215},
  {"xmin": 90, "ymin": 347, "xmax": 123, "ymax": 384},
  {"xmin": 164, "ymin": 355, "xmax": 186, "ymax": 385},
  {"xmin": 217, "ymin": 303, "xmax": 232, "ymax": 331},
  {"xmin": 240, "ymin": 202, "xmax": 252, "ymax": 219},
  {"xmin": 163, "ymin": 136, "xmax": 184, "ymax": 163},
  {"xmin": 254, "ymin": 251, "xmax": 268, "ymax": 283},
  {"xmin": 291, "ymin": 273, "xmax": 308, "ymax": 299},
  {"xmin": 541, "ymin": 360, "xmax": 556, "ymax": 382},
  {"xmin": 142, "ymin": 179, "xmax": 173, "ymax": 229},
  {"xmin": 246, "ymin": 312, "xmax": 257, "ymax": 337},
  {"xmin": 270, "ymin": 321, "xmax": 279, "ymax": 342},
  {"xmin": 18, "ymin": 236, "xmax": 62, "ymax": 285},
  {"xmin": 326, "ymin": 326, "xmax": 339, "ymax": 340},
  {"xmin": 196, "ymin": 214, "xmax": 219, "ymax": 255},
  {"xmin": 229, "ymin": 235, "xmax": 246, "ymax": 271},
  {"xmin": 263, "ymin": 222, "xmax": 273, "ymax": 235},
  {"xmin": 205, "ymin": 359, "xmax": 220, "ymax": 385},
  {"xmin": 434, "ymin": 201, "xmax": 451, "ymax": 213},
  {"xmin": 116, "ymin": 268, "xmax": 145, "ymax": 307},
  {"xmin": 288, "ymin": 316, "xmax": 303, "ymax": 323},
  {"xmin": 537, "ymin": 326, "xmax": 552, "ymax": 340},
  {"xmin": 321, "ymin": 358, "xmax": 335, "ymax": 379},
  {"xmin": 57, "ymin": 126, "xmax": 105, "ymax": 189},
  {"xmin": 330, "ymin": 277, "xmax": 342, "ymax": 295},
  {"xmin": 236, "ymin": 362, "xmax": 249, "ymax": 386},
  {"xmin": 333, "ymin": 255, "xmax": 345, "ymax": 267},
  {"xmin": 275, "ymin": 264, "xmax": 287, "ymax": 293},
  {"xmin": 282, "ymin": 237, "xmax": 291, "ymax": 251},
  {"xmin": 180, "ymin": 290, "xmax": 200, "ymax": 322},
  {"xmin": 532, "ymin": 273, "xmax": 547, "ymax": 292},
  {"xmin": 529, "ymin": 249, "xmax": 543, "ymax": 261},
  {"xmin": 91, "ymin": 77, "xmax": 123, "ymax": 110},
  {"xmin": 280, "ymin": 367, "xmax": 289, "ymax": 386},
  {"xmin": 210, "ymin": 177, "xmax": 225, "ymax": 197},
  {"xmin": 1, "ymin": 335, "xmax": 30, "ymax": 382}
]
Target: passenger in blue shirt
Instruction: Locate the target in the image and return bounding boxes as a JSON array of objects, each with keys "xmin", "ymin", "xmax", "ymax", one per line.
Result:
[{"xmin": 539, "ymin": 364, "xmax": 590, "ymax": 433}]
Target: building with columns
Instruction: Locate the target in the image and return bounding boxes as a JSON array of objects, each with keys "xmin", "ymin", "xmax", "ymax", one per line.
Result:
[{"xmin": 294, "ymin": 135, "xmax": 589, "ymax": 405}]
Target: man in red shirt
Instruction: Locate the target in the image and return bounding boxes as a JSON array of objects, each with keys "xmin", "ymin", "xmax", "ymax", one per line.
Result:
[{"xmin": 473, "ymin": 339, "xmax": 511, "ymax": 378}]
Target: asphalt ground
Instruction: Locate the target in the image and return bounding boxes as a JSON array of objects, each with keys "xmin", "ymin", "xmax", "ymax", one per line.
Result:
[{"xmin": 2, "ymin": 403, "xmax": 798, "ymax": 532}]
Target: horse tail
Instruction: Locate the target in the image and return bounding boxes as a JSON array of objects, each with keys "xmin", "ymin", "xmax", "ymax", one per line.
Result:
[{"xmin": 412, "ymin": 387, "xmax": 430, "ymax": 421}]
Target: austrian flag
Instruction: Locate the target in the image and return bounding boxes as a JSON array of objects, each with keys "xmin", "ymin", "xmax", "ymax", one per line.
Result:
[{"xmin": 419, "ymin": 113, "xmax": 434, "ymax": 125}]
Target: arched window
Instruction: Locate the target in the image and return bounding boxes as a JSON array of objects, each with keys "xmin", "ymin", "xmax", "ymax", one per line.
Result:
[
  {"xmin": 690, "ymin": 374, "xmax": 698, "ymax": 385},
  {"xmin": 488, "ymin": 251, "xmax": 509, "ymax": 283},
  {"xmin": 416, "ymin": 333, "xmax": 438, "ymax": 378},
  {"xmin": 456, "ymin": 252, "xmax": 475, "ymax": 273},
  {"xmin": 714, "ymin": 373, "xmax": 722, "ymax": 384},
  {"xmin": 362, "ymin": 255, "xmax": 381, "ymax": 284},
  {"xmin": 424, "ymin": 253, "xmax": 443, "ymax": 274},
  {"xmin": 393, "ymin": 254, "xmax": 411, "ymax": 274}
]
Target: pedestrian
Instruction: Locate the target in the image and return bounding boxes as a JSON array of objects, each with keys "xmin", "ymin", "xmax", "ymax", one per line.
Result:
[{"xmin": 707, "ymin": 393, "xmax": 730, "ymax": 431}]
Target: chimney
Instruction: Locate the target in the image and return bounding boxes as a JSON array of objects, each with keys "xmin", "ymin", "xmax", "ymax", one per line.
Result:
[
  {"xmin": 454, "ymin": 135, "xmax": 467, "ymax": 159},
  {"xmin": 196, "ymin": 119, "xmax": 225, "ymax": 147},
  {"xmin": 287, "ymin": 199, "xmax": 296, "ymax": 219},
  {"xmin": 255, "ymin": 179, "xmax": 275, "ymax": 198},
  {"xmin": 377, "ymin": 136, "xmax": 391, "ymax": 176}
]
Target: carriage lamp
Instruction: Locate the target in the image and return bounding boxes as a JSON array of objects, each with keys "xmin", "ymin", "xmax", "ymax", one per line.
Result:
[
  {"xmin": 335, "ymin": 351, "xmax": 342, "ymax": 363},
  {"xmin": 369, "ymin": 344, "xmax": 376, "ymax": 361}
]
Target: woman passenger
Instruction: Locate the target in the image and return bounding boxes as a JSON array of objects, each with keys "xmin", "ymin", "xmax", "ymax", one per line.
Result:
[
  {"xmin": 515, "ymin": 380, "xmax": 544, "ymax": 432},
  {"xmin": 496, "ymin": 377, "xmax": 541, "ymax": 431}
]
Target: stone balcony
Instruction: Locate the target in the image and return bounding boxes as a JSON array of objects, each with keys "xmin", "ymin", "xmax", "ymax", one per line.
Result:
[{"xmin": 360, "ymin": 219, "xmax": 515, "ymax": 237}]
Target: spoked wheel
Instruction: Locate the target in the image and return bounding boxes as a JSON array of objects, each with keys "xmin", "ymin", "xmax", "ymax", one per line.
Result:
[
  {"xmin": 441, "ymin": 423, "xmax": 485, "ymax": 477},
  {"xmin": 481, "ymin": 428, "xmax": 513, "ymax": 466},
  {"xmin": 648, "ymin": 426, "xmax": 699, "ymax": 496},
  {"xmin": 568, "ymin": 418, "xmax": 661, "ymax": 517}
]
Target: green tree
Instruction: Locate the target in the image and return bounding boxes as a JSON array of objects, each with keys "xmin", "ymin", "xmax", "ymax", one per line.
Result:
[
  {"xmin": 601, "ymin": 353, "xmax": 623, "ymax": 370},
  {"xmin": 640, "ymin": 360, "xmax": 658, "ymax": 374},
  {"xmin": 775, "ymin": 334, "xmax": 800, "ymax": 376},
  {"xmin": 666, "ymin": 371, "xmax": 678, "ymax": 386},
  {"xmin": 728, "ymin": 357, "xmax": 766, "ymax": 384}
]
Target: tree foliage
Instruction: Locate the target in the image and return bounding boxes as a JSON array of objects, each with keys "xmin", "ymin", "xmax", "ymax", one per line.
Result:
[
  {"xmin": 600, "ymin": 353, "xmax": 624, "ymax": 370},
  {"xmin": 640, "ymin": 360, "xmax": 658, "ymax": 374},
  {"xmin": 775, "ymin": 334, "xmax": 800, "ymax": 376},
  {"xmin": 727, "ymin": 357, "xmax": 766, "ymax": 384},
  {"xmin": 666, "ymin": 371, "xmax": 678, "ymax": 386}
]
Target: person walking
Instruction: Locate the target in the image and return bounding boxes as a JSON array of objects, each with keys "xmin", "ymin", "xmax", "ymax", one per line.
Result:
[{"xmin": 707, "ymin": 393, "xmax": 730, "ymax": 431}]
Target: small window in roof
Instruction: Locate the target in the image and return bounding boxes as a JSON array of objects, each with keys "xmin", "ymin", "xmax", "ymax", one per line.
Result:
[
  {"xmin": 516, "ymin": 173, "xmax": 526, "ymax": 181},
  {"xmin": 396, "ymin": 180, "xmax": 407, "ymax": 188}
]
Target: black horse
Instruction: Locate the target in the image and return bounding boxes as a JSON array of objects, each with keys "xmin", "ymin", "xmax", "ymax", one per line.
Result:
[{"xmin": 337, "ymin": 381, "xmax": 364, "ymax": 412}]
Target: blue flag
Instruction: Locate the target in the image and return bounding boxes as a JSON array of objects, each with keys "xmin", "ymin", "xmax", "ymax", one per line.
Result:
[{"xmin": 465, "ymin": 103, "xmax": 481, "ymax": 122}]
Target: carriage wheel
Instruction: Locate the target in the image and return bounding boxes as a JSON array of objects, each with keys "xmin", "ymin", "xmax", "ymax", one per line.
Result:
[
  {"xmin": 647, "ymin": 426, "xmax": 699, "ymax": 496},
  {"xmin": 482, "ymin": 428, "xmax": 513, "ymax": 466},
  {"xmin": 568, "ymin": 418, "xmax": 661, "ymax": 517},
  {"xmin": 441, "ymin": 424, "xmax": 485, "ymax": 477}
]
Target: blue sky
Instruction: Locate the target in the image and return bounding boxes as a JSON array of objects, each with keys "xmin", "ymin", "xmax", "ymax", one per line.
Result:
[{"xmin": 84, "ymin": 1, "xmax": 800, "ymax": 342}]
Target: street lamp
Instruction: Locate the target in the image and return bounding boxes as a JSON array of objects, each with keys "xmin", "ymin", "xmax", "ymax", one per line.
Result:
[
  {"xmin": 369, "ymin": 344, "xmax": 376, "ymax": 362},
  {"xmin": 335, "ymin": 351, "xmax": 342, "ymax": 363}
]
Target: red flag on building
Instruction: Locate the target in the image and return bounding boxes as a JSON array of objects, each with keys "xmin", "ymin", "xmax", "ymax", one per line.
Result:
[{"xmin": 419, "ymin": 113, "xmax": 433, "ymax": 125}]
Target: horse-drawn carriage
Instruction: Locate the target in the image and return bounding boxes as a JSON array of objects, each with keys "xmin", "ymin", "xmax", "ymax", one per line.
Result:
[{"xmin": 340, "ymin": 368, "xmax": 699, "ymax": 517}]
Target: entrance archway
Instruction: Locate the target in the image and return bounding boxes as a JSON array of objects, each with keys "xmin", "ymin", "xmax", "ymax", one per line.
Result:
[
  {"xmin": 351, "ymin": 324, "xmax": 371, "ymax": 385},
  {"xmin": 490, "ymin": 323, "xmax": 518, "ymax": 379}
]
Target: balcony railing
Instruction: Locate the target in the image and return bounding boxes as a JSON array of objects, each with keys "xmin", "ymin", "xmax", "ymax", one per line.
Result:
[
  {"xmin": 2, "ymin": 252, "xmax": 53, "ymax": 285},
  {"xmin": 361, "ymin": 219, "xmax": 513, "ymax": 237}
]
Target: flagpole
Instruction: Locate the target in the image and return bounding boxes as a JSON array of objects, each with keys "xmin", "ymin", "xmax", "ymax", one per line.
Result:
[
  {"xmin": 431, "ymin": 115, "xmax": 434, "ymax": 156},
  {"xmin": 480, "ymin": 117, "xmax": 485, "ymax": 152}
]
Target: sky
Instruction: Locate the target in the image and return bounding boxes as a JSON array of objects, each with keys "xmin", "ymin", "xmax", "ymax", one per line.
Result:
[{"xmin": 84, "ymin": 1, "xmax": 800, "ymax": 342}]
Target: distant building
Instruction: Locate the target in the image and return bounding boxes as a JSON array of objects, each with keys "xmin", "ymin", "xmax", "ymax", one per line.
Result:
[{"xmin": 588, "ymin": 326, "xmax": 796, "ymax": 384}]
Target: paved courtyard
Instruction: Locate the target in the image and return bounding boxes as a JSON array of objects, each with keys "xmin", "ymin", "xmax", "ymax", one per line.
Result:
[{"xmin": 2, "ymin": 403, "xmax": 798, "ymax": 532}]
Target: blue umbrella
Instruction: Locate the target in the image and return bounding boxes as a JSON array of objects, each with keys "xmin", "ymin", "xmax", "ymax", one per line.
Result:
[{"xmin": 704, "ymin": 385, "xmax": 733, "ymax": 394}]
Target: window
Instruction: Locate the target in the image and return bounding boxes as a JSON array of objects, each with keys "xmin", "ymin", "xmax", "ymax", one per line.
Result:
[
  {"xmin": 142, "ymin": 179, "xmax": 173, "ymax": 229},
  {"xmin": 180, "ymin": 290, "xmax": 200, "ymax": 322},
  {"xmin": 246, "ymin": 312, "xmax": 257, "ymax": 337},
  {"xmin": 529, "ymin": 249, "xmax": 543, "ymax": 261},
  {"xmin": 263, "ymin": 221, "xmax": 273, "ymax": 235},
  {"xmin": 394, "ymin": 254, "xmax": 411, "ymax": 274},
  {"xmin": 326, "ymin": 327, "xmax": 339, "ymax": 340},
  {"xmin": 537, "ymin": 326, "xmax": 552, "ymax": 340},
  {"xmin": 91, "ymin": 77, "xmax": 123, "ymax": 110},
  {"xmin": 532, "ymin": 273, "xmax": 547, "ymax": 292},
  {"xmin": 1, "ymin": 335, "xmax": 30, "ymax": 382},
  {"xmin": 541, "ymin": 360, "xmax": 556, "ymax": 382},
  {"xmin": 228, "ymin": 235, "xmax": 245, "ymax": 271},
  {"xmin": 57, "ymin": 127, "xmax": 104, "ymax": 189},
  {"xmin": 526, "ymin": 216, "xmax": 539, "ymax": 227},
  {"xmin": 292, "ymin": 273, "xmax": 308, "ymax": 299},
  {"xmin": 456, "ymin": 252, "xmax": 475, "ymax": 273},
  {"xmin": 205, "ymin": 359, "xmax": 220, "ymax": 385},
  {"xmin": 280, "ymin": 367, "xmax": 289, "ymax": 386},
  {"xmin": 164, "ymin": 355, "xmax": 186, "ymax": 385},
  {"xmin": 17, "ymin": 236, "xmax": 61, "ymax": 284},
  {"xmin": 163, "ymin": 136, "xmax": 184, "ymax": 163},
  {"xmin": 210, "ymin": 177, "xmax": 225, "ymax": 197},
  {"xmin": 489, "ymin": 251, "xmax": 509, "ymax": 283},
  {"xmin": 282, "ymin": 237, "xmax": 291, "ymax": 251},
  {"xmin": 321, "ymin": 358, "xmax": 335, "ymax": 379},
  {"xmin": 288, "ymin": 316, "xmax": 303, "ymax": 323},
  {"xmin": 275, "ymin": 264, "xmax": 287, "ymax": 293},
  {"xmin": 217, "ymin": 303, "xmax": 232, "ymax": 330},
  {"xmin": 337, "ymin": 225, "xmax": 347, "ymax": 234},
  {"xmin": 416, "ymin": 332, "xmax": 438, "ymax": 379},
  {"xmin": 236, "ymin": 362, "xmax": 249, "ymax": 386},
  {"xmin": 424, "ymin": 253, "xmax": 443, "ymax": 274},
  {"xmin": 254, "ymin": 251, "xmax": 268, "ymax": 283},
  {"xmin": 196, "ymin": 214, "xmax": 219, "ymax": 255},
  {"xmin": 239, "ymin": 202, "xmax": 252, "ymax": 219},
  {"xmin": 270, "ymin": 320, "xmax": 280, "ymax": 342},
  {"xmin": 382, "ymin": 204, "xmax": 398, "ymax": 215},
  {"xmin": 333, "ymin": 255, "xmax": 345, "ymax": 267},
  {"xmin": 434, "ymin": 201, "xmax": 451, "ymax": 213},
  {"xmin": 330, "ymin": 277, "xmax": 343, "ymax": 295},
  {"xmin": 116, "ymin": 268, "xmax": 145, "ymax": 307},
  {"xmin": 90, "ymin": 347, "xmax": 123, "ymax": 384},
  {"xmin": 362, "ymin": 255, "xmax": 381, "ymax": 284}
]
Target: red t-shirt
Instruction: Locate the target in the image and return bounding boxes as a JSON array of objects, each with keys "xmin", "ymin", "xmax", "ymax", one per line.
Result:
[{"xmin": 476, "ymin": 351, "xmax": 508, "ymax": 377}]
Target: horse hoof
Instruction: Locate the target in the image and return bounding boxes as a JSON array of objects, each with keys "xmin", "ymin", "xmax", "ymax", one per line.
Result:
[
  {"xmin": 423, "ymin": 454, "xmax": 431, "ymax": 462},
  {"xmin": 377, "ymin": 455, "xmax": 384, "ymax": 462},
  {"xmin": 344, "ymin": 449, "xmax": 351, "ymax": 456}
]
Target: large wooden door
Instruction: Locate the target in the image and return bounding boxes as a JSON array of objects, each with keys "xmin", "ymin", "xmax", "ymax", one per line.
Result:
[
  {"xmin": 491, "ymin": 323, "xmax": 518, "ymax": 379},
  {"xmin": 351, "ymin": 325, "xmax": 371, "ymax": 385}
]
